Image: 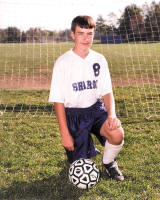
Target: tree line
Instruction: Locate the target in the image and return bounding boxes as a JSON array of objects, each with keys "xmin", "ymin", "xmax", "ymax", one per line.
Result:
[{"xmin": 0, "ymin": 1, "xmax": 159, "ymax": 43}]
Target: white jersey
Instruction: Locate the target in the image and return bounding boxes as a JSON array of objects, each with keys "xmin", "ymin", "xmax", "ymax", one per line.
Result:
[{"xmin": 49, "ymin": 49, "xmax": 112, "ymax": 108}]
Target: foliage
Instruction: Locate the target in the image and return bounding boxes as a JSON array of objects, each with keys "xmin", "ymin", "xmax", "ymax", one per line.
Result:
[
  {"xmin": 118, "ymin": 4, "xmax": 144, "ymax": 42},
  {"xmin": 0, "ymin": 27, "xmax": 21, "ymax": 43},
  {"xmin": 144, "ymin": 1, "xmax": 160, "ymax": 41},
  {"xmin": 0, "ymin": 2, "xmax": 160, "ymax": 43}
]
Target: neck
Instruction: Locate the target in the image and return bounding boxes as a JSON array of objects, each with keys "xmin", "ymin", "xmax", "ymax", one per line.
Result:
[{"xmin": 73, "ymin": 47, "xmax": 89, "ymax": 59}]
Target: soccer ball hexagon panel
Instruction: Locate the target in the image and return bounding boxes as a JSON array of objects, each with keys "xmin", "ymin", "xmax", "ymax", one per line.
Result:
[{"xmin": 68, "ymin": 158, "xmax": 100, "ymax": 189}]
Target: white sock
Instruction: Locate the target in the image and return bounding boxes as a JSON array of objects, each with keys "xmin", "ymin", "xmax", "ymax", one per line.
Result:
[{"xmin": 103, "ymin": 140, "xmax": 124, "ymax": 164}]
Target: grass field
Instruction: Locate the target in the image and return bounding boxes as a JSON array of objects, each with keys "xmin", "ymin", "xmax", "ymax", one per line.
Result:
[
  {"xmin": 0, "ymin": 42, "xmax": 160, "ymax": 199},
  {"xmin": 0, "ymin": 101, "xmax": 160, "ymax": 199},
  {"xmin": 0, "ymin": 42, "xmax": 160, "ymax": 78}
]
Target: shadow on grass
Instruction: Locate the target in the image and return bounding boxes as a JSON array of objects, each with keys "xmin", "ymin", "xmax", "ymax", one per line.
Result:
[
  {"xmin": 0, "ymin": 161, "xmax": 86, "ymax": 200},
  {"xmin": 0, "ymin": 104, "xmax": 54, "ymax": 113}
]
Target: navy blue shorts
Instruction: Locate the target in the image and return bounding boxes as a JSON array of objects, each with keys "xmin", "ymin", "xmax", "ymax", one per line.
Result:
[{"xmin": 65, "ymin": 100, "xmax": 107, "ymax": 163}]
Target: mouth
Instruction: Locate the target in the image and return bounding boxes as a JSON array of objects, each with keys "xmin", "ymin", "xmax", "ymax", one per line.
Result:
[{"xmin": 82, "ymin": 42, "xmax": 90, "ymax": 45}]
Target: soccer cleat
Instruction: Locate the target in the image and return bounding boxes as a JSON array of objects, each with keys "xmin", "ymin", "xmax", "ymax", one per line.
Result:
[{"xmin": 103, "ymin": 161, "xmax": 124, "ymax": 181}]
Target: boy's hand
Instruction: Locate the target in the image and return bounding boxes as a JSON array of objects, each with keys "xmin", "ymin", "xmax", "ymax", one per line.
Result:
[
  {"xmin": 61, "ymin": 132, "xmax": 74, "ymax": 151},
  {"xmin": 105, "ymin": 116, "xmax": 121, "ymax": 130}
]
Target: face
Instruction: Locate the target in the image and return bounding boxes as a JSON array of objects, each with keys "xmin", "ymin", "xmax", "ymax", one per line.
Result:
[{"xmin": 71, "ymin": 25, "xmax": 94, "ymax": 51}]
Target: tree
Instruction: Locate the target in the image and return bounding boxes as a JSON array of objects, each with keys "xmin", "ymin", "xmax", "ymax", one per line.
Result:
[
  {"xmin": 26, "ymin": 28, "xmax": 42, "ymax": 42},
  {"xmin": 144, "ymin": 1, "xmax": 160, "ymax": 41},
  {"xmin": 21, "ymin": 31, "xmax": 27, "ymax": 42},
  {"xmin": 118, "ymin": 4, "xmax": 144, "ymax": 42},
  {"xmin": 96, "ymin": 15, "xmax": 106, "ymax": 35},
  {"xmin": 4, "ymin": 27, "xmax": 21, "ymax": 42},
  {"xmin": 95, "ymin": 15, "xmax": 116, "ymax": 39},
  {"xmin": 0, "ymin": 29, "xmax": 6, "ymax": 42},
  {"xmin": 59, "ymin": 29, "xmax": 72, "ymax": 42},
  {"xmin": 106, "ymin": 12, "xmax": 119, "ymax": 35},
  {"xmin": 106, "ymin": 13, "xmax": 118, "ymax": 27}
]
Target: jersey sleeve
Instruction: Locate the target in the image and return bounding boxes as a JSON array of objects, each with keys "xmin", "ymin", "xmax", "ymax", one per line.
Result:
[
  {"xmin": 98, "ymin": 56, "xmax": 112, "ymax": 97},
  {"xmin": 49, "ymin": 60, "xmax": 65, "ymax": 103}
]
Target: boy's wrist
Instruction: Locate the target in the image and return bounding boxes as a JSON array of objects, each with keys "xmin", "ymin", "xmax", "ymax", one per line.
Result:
[
  {"xmin": 108, "ymin": 114, "xmax": 117, "ymax": 118},
  {"xmin": 61, "ymin": 129, "xmax": 70, "ymax": 136}
]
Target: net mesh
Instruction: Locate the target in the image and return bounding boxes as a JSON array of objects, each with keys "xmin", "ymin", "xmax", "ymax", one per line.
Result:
[{"xmin": 0, "ymin": 1, "xmax": 160, "ymax": 120}]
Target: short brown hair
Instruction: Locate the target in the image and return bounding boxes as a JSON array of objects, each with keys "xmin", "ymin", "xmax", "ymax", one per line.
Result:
[{"xmin": 71, "ymin": 15, "xmax": 96, "ymax": 32}]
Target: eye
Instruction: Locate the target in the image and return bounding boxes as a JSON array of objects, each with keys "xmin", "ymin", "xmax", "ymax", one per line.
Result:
[
  {"xmin": 77, "ymin": 32, "xmax": 83, "ymax": 35},
  {"xmin": 88, "ymin": 32, "xmax": 94, "ymax": 36}
]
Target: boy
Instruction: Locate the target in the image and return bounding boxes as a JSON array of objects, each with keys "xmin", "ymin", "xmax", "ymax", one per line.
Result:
[{"xmin": 49, "ymin": 15, "xmax": 124, "ymax": 181}]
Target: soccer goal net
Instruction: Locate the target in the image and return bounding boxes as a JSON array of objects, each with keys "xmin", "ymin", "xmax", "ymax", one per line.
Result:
[{"xmin": 0, "ymin": 1, "xmax": 160, "ymax": 120}]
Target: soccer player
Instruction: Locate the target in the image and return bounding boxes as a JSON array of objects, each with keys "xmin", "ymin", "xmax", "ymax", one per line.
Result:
[{"xmin": 49, "ymin": 15, "xmax": 124, "ymax": 181}]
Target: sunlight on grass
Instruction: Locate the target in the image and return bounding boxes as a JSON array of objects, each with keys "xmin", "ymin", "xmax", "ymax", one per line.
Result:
[{"xmin": 0, "ymin": 115, "xmax": 160, "ymax": 199}]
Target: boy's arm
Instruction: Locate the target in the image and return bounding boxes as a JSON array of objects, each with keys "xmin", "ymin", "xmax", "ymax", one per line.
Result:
[
  {"xmin": 54, "ymin": 102, "xmax": 74, "ymax": 151},
  {"xmin": 103, "ymin": 92, "xmax": 121, "ymax": 130}
]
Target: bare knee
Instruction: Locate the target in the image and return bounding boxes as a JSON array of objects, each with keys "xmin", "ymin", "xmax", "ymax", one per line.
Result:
[{"xmin": 101, "ymin": 126, "xmax": 124, "ymax": 145}]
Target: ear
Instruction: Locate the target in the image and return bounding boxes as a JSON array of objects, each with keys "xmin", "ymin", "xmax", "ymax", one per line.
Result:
[{"xmin": 70, "ymin": 31, "xmax": 75, "ymax": 40}]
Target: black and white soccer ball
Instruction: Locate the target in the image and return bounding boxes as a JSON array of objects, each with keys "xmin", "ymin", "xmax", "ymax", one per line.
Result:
[{"xmin": 68, "ymin": 158, "xmax": 100, "ymax": 189}]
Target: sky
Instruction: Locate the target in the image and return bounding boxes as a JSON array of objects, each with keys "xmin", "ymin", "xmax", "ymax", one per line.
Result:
[{"xmin": 0, "ymin": 0, "xmax": 159, "ymax": 31}]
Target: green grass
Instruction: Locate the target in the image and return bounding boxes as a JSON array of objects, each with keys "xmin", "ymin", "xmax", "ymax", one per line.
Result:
[
  {"xmin": 0, "ymin": 43, "xmax": 73, "ymax": 76},
  {"xmin": 0, "ymin": 42, "xmax": 160, "ymax": 118},
  {"xmin": 1, "ymin": 85, "xmax": 160, "ymax": 119},
  {"xmin": 0, "ymin": 111, "xmax": 160, "ymax": 199},
  {"xmin": 0, "ymin": 42, "xmax": 160, "ymax": 199},
  {"xmin": 0, "ymin": 88, "xmax": 160, "ymax": 199},
  {"xmin": 0, "ymin": 42, "xmax": 160, "ymax": 79}
]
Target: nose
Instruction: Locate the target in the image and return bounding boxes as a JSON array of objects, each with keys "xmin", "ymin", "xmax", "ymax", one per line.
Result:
[{"xmin": 84, "ymin": 34, "xmax": 89, "ymax": 41}]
